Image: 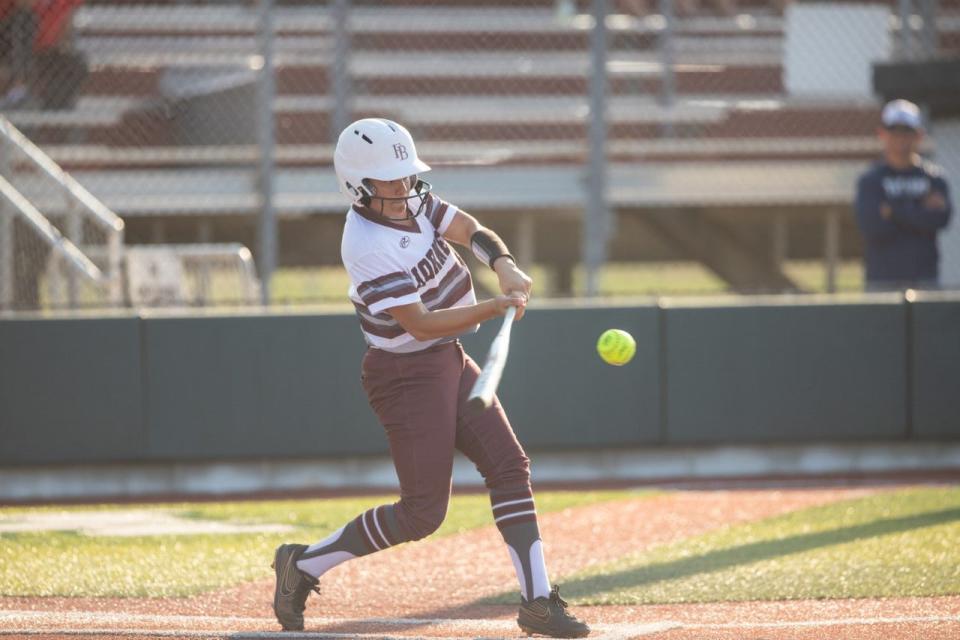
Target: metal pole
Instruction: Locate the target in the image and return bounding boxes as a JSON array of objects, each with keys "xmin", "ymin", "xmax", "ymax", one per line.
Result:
[
  {"xmin": 108, "ymin": 225, "xmax": 123, "ymax": 306},
  {"xmin": 899, "ymin": 0, "xmax": 914, "ymax": 60},
  {"xmin": 66, "ymin": 192, "xmax": 81, "ymax": 308},
  {"xmin": 772, "ymin": 211, "xmax": 788, "ymax": 269},
  {"xmin": 919, "ymin": 0, "xmax": 938, "ymax": 59},
  {"xmin": 0, "ymin": 202, "xmax": 11, "ymax": 310},
  {"xmin": 584, "ymin": 0, "xmax": 609, "ymax": 297},
  {"xmin": 824, "ymin": 208, "xmax": 839, "ymax": 293},
  {"xmin": 257, "ymin": 0, "xmax": 277, "ymax": 305},
  {"xmin": 0, "ymin": 146, "xmax": 10, "ymax": 310},
  {"xmin": 330, "ymin": 0, "xmax": 352, "ymax": 142},
  {"xmin": 0, "ymin": 139, "xmax": 14, "ymax": 309},
  {"xmin": 658, "ymin": 0, "xmax": 675, "ymax": 137},
  {"xmin": 516, "ymin": 214, "xmax": 535, "ymax": 271}
]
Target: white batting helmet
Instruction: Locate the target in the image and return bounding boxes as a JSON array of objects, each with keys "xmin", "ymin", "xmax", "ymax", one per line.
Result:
[{"xmin": 334, "ymin": 118, "xmax": 431, "ymax": 206}]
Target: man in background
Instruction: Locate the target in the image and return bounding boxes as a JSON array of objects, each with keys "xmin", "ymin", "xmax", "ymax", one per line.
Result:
[{"xmin": 854, "ymin": 99, "xmax": 953, "ymax": 291}]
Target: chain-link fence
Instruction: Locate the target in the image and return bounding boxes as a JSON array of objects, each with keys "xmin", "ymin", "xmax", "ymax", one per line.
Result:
[{"xmin": 1, "ymin": 0, "xmax": 957, "ymax": 311}]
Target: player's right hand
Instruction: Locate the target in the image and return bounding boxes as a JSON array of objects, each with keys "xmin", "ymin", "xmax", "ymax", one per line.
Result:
[{"xmin": 493, "ymin": 293, "xmax": 527, "ymax": 321}]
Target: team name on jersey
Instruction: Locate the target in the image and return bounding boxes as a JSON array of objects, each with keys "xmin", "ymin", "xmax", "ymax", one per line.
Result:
[
  {"xmin": 411, "ymin": 235, "xmax": 453, "ymax": 288},
  {"xmin": 882, "ymin": 175, "xmax": 931, "ymax": 199}
]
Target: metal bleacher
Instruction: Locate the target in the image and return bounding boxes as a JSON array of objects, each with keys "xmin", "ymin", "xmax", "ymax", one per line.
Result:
[
  {"xmin": 4, "ymin": 2, "xmax": 889, "ymax": 209},
  {"xmin": 5, "ymin": 0, "xmax": 957, "ymax": 292}
]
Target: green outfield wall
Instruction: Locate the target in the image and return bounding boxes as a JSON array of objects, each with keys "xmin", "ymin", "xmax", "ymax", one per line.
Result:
[
  {"xmin": 909, "ymin": 297, "xmax": 960, "ymax": 439},
  {"xmin": 663, "ymin": 299, "xmax": 907, "ymax": 444},
  {"xmin": 1, "ymin": 295, "xmax": 957, "ymax": 466},
  {"xmin": 0, "ymin": 316, "xmax": 146, "ymax": 464}
]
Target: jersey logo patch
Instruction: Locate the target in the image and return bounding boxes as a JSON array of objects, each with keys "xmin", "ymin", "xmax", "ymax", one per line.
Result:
[{"xmin": 400, "ymin": 236, "xmax": 411, "ymax": 249}]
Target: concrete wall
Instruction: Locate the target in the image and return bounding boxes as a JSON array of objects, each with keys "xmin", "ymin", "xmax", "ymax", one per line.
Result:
[{"xmin": 2, "ymin": 295, "xmax": 957, "ymax": 466}]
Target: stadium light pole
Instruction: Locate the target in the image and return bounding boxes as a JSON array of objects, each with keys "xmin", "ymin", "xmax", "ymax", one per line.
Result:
[
  {"xmin": 257, "ymin": 0, "xmax": 278, "ymax": 305},
  {"xmin": 584, "ymin": 0, "xmax": 610, "ymax": 297}
]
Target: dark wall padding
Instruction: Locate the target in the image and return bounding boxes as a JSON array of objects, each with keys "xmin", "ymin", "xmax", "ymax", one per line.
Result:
[
  {"xmin": 142, "ymin": 313, "xmax": 385, "ymax": 459},
  {"xmin": 663, "ymin": 300, "xmax": 908, "ymax": 443},
  {"xmin": 0, "ymin": 316, "xmax": 145, "ymax": 464},
  {"xmin": 2, "ymin": 294, "xmax": 956, "ymax": 467},
  {"xmin": 910, "ymin": 298, "xmax": 960, "ymax": 439},
  {"xmin": 460, "ymin": 305, "xmax": 661, "ymax": 449}
]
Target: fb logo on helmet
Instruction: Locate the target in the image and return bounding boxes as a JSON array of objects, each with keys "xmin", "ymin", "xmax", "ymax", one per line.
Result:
[{"xmin": 393, "ymin": 144, "xmax": 408, "ymax": 160}]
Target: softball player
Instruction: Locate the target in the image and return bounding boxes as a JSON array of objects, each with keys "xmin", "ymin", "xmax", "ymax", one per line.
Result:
[{"xmin": 271, "ymin": 118, "xmax": 589, "ymax": 638}]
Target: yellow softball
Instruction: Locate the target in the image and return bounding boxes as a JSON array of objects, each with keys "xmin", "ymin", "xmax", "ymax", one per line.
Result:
[{"xmin": 596, "ymin": 328, "xmax": 636, "ymax": 366}]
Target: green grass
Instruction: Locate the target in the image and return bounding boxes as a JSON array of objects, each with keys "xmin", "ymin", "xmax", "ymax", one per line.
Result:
[
  {"xmin": 538, "ymin": 486, "xmax": 960, "ymax": 605},
  {"xmin": 0, "ymin": 490, "xmax": 642, "ymax": 598},
  {"xmin": 27, "ymin": 259, "xmax": 866, "ymax": 311},
  {"xmin": 269, "ymin": 260, "xmax": 865, "ymax": 305}
]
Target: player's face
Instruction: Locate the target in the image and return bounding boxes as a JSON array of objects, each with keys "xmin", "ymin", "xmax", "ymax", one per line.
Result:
[
  {"xmin": 367, "ymin": 177, "xmax": 414, "ymax": 218},
  {"xmin": 879, "ymin": 125, "xmax": 922, "ymax": 166}
]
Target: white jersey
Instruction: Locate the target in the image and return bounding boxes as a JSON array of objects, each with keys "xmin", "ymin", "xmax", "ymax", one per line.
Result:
[{"xmin": 341, "ymin": 193, "xmax": 478, "ymax": 353}]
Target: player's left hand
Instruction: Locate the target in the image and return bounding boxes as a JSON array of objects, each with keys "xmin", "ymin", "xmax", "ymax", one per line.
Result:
[
  {"xmin": 493, "ymin": 258, "xmax": 532, "ymax": 296},
  {"xmin": 493, "ymin": 258, "xmax": 532, "ymax": 316}
]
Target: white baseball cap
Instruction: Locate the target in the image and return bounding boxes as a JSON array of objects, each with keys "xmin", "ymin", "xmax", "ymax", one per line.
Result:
[{"xmin": 881, "ymin": 99, "xmax": 922, "ymax": 130}]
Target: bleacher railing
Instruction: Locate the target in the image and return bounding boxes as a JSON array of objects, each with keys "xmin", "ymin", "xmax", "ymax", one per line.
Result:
[{"xmin": 0, "ymin": 114, "xmax": 124, "ymax": 311}]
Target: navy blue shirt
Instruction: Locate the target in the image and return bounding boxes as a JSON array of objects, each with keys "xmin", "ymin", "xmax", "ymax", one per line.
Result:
[{"xmin": 854, "ymin": 160, "xmax": 952, "ymax": 284}]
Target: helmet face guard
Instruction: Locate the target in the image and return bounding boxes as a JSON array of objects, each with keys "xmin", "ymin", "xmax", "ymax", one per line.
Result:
[{"xmin": 362, "ymin": 176, "xmax": 433, "ymax": 220}]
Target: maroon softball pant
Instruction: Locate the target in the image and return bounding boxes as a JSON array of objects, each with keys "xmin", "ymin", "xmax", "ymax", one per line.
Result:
[{"xmin": 360, "ymin": 340, "xmax": 531, "ymax": 542}]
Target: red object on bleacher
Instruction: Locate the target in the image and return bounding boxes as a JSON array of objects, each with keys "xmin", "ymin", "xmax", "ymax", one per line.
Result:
[{"xmin": 33, "ymin": 0, "xmax": 84, "ymax": 51}]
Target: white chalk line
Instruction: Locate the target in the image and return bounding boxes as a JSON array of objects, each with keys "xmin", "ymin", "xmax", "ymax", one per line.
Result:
[
  {"xmin": 0, "ymin": 610, "xmax": 674, "ymax": 639},
  {"xmin": 1, "ymin": 610, "xmax": 958, "ymax": 639},
  {"xmin": 684, "ymin": 613, "xmax": 960, "ymax": 629}
]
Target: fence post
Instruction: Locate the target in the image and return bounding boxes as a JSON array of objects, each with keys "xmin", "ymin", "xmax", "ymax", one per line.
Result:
[
  {"xmin": 65, "ymin": 189, "xmax": 81, "ymax": 308},
  {"xmin": 824, "ymin": 207, "xmax": 840, "ymax": 293},
  {"xmin": 898, "ymin": 0, "xmax": 914, "ymax": 60},
  {"xmin": 659, "ymin": 0, "xmax": 676, "ymax": 137},
  {"xmin": 584, "ymin": 0, "xmax": 609, "ymax": 297},
  {"xmin": 257, "ymin": 0, "xmax": 277, "ymax": 305},
  {"xmin": 330, "ymin": 0, "xmax": 353, "ymax": 142},
  {"xmin": 0, "ymin": 199, "xmax": 11, "ymax": 310}
]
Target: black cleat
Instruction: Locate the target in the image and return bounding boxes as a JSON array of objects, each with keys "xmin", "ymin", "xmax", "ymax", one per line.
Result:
[
  {"xmin": 517, "ymin": 585, "xmax": 590, "ymax": 638},
  {"xmin": 271, "ymin": 543, "xmax": 320, "ymax": 631}
]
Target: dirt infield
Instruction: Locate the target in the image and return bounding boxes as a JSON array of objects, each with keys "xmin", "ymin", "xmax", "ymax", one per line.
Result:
[{"xmin": 3, "ymin": 482, "xmax": 959, "ymax": 639}]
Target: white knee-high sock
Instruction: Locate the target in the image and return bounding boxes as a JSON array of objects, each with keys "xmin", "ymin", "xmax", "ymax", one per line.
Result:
[
  {"xmin": 296, "ymin": 504, "xmax": 402, "ymax": 578},
  {"xmin": 491, "ymin": 487, "xmax": 551, "ymax": 600}
]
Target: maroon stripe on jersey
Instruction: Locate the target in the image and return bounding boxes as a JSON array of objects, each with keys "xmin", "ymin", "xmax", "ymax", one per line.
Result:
[
  {"xmin": 429, "ymin": 202, "xmax": 449, "ymax": 228},
  {"xmin": 358, "ymin": 314, "xmax": 407, "ymax": 339},
  {"xmin": 361, "ymin": 282, "xmax": 418, "ymax": 308},
  {"xmin": 495, "ymin": 512, "xmax": 539, "ymax": 531},
  {"xmin": 352, "ymin": 300, "xmax": 398, "ymax": 323},
  {"xmin": 425, "ymin": 274, "xmax": 473, "ymax": 312},
  {"xmin": 357, "ymin": 271, "xmax": 412, "ymax": 297},
  {"xmin": 352, "ymin": 514, "xmax": 378, "ymax": 554},
  {"xmin": 363, "ymin": 509, "xmax": 389, "ymax": 550},
  {"xmin": 375, "ymin": 505, "xmax": 400, "ymax": 546},
  {"xmin": 420, "ymin": 262, "xmax": 469, "ymax": 306},
  {"xmin": 492, "ymin": 499, "xmax": 536, "ymax": 518}
]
